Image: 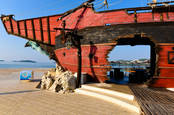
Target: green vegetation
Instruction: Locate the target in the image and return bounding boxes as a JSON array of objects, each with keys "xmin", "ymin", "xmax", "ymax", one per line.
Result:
[
  {"xmin": 13, "ymin": 60, "xmax": 37, "ymax": 63},
  {"xmin": 110, "ymin": 58, "xmax": 150, "ymax": 66}
]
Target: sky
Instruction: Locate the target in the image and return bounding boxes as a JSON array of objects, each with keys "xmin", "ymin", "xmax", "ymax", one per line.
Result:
[{"xmin": 0, "ymin": 0, "xmax": 150, "ymax": 62}]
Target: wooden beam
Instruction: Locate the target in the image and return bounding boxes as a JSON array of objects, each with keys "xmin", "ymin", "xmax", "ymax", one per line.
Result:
[
  {"xmin": 160, "ymin": 13, "xmax": 163, "ymax": 22},
  {"xmin": 1, "ymin": 18, "xmax": 8, "ymax": 33},
  {"xmin": 148, "ymin": 1, "xmax": 174, "ymax": 5},
  {"xmin": 158, "ymin": 43, "xmax": 174, "ymax": 45},
  {"xmin": 153, "ymin": 77, "xmax": 174, "ymax": 79},
  {"xmin": 31, "ymin": 19, "xmax": 36, "ymax": 40},
  {"xmin": 9, "ymin": 17, "xmax": 14, "ymax": 33},
  {"xmin": 134, "ymin": 10, "xmax": 137, "ymax": 23},
  {"xmin": 158, "ymin": 66, "xmax": 174, "ymax": 69},
  {"xmin": 24, "ymin": 20, "xmax": 28, "ymax": 38},
  {"xmin": 47, "ymin": 17, "xmax": 51, "ymax": 44},
  {"xmin": 17, "ymin": 21, "xmax": 20, "ymax": 35},
  {"xmin": 39, "ymin": 18, "xmax": 44, "ymax": 42}
]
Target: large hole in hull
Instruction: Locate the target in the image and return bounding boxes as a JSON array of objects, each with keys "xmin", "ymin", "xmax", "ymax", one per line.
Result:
[{"xmin": 106, "ymin": 37, "xmax": 156, "ymax": 84}]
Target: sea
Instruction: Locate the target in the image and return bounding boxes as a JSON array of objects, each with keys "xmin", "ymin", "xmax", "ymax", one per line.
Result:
[{"xmin": 0, "ymin": 61, "xmax": 56, "ymax": 68}]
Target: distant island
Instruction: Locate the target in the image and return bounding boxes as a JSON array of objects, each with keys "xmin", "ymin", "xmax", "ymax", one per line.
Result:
[
  {"xmin": 0, "ymin": 60, "xmax": 4, "ymax": 62},
  {"xmin": 110, "ymin": 58, "xmax": 150, "ymax": 66},
  {"xmin": 13, "ymin": 60, "xmax": 37, "ymax": 63}
]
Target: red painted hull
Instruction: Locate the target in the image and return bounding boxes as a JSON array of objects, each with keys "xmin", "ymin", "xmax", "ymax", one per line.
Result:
[
  {"xmin": 2, "ymin": 3, "xmax": 174, "ymax": 87},
  {"xmin": 151, "ymin": 44, "xmax": 174, "ymax": 88},
  {"xmin": 55, "ymin": 43, "xmax": 114, "ymax": 82}
]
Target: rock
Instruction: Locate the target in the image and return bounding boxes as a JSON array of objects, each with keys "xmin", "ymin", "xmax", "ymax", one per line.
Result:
[
  {"xmin": 40, "ymin": 74, "xmax": 47, "ymax": 90},
  {"xmin": 40, "ymin": 64, "xmax": 76, "ymax": 93},
  {"xmin": 45, "ymin": 76, "xmax": 53, "ymax": 90}
]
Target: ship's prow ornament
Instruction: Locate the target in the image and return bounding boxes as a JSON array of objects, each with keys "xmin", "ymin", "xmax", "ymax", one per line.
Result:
[{"xmin": 0, "ymin": 15, "xmax": 14, "ymax": 22}]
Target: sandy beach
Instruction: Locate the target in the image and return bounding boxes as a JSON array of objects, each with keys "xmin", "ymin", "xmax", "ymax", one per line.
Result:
[
  {"xmin": 0, "ymin": 68, "xmax": 51, "ymax": 80},
  {"xmin": 0, "ymin": 68, "xmax": 141, "ymax": 115},
  {"xmin": 0, "ymin": 68, "xmax": 51, "ymax": 88}
]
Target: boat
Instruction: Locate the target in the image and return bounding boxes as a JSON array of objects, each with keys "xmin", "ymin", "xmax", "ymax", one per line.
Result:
[{"xmin": 2, "ymin": 0, "xmax": 174, "ymax": 87}]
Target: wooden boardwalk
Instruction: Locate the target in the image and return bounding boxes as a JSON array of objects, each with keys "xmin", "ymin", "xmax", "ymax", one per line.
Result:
[{"xmin": 130, "ymin": 85, "xmax": 174, "ymax": 115}]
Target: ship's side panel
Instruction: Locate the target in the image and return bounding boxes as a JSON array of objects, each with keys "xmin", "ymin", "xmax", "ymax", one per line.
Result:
[
  {"xmin": 55, "ymin": 44, "xmax": 113, "ymax": 82},
  {"xmin": 26, "ymin": 20, "xmax": 33, "ymax": 39},
  {"xmin": 168, "ymin": 12, "xmax": 174, "ymax": 20},
  {"xmin": 11, "ymin": 19, "xmax": 18, "ymax": 35},
  {"xmin": 3, "ymin": 19, "xmax": 11, "ymax": 32},
  {"xmin": 137, "ymin": 13, "xmax": 153, "ymax": 22},
  {"xmin": 1, "ymin": 15, "xmax": 61, "ymax": 45},
  {"xmin": 152, "ymin": 44, "xmax": 174, "ymax": 87},
  {"xmin": 33, "ymin": 19, "xmax": 42, "ymax": 41},
  {"xmin": 19, "ymin": 21, "xmax": 25, "ymax": 37},
  {"xmin": 41, "ymin": 18, "xmax": 49, "ymax": 44},
  {"xmin": 49, "ymin": 16, "xmax": 61, "ymax": 45},
  {"xmin": 2, "ymin": 7, "xmax": 174, "ymax": 45}
]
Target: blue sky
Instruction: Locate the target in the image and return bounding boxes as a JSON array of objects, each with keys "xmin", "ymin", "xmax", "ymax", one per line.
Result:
[{"xmin": 0, "ymin": 0, "xmax": 150, "ymax": 62}]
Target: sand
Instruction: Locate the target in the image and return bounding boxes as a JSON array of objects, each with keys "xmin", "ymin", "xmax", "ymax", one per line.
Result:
[
  {"xmin": 0, "ymin": 68, "xmax": 51, "ymax": 88},
  {"xmin": 0, "ymin": 68, "xmax": 140, "ymax": 115},
  {"xmin": 0, "ymin": 68, "xmax": 51, "ymax": 79}
]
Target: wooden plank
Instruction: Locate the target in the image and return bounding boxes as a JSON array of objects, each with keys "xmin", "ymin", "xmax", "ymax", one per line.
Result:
[
  {"xmin": 158, "ymin": 66, "xmax": 174, "ymax": 69},
  {"xmin": 134, "ymin": 10, "xmax": 137, "ymax": 23},
  {"xmin": 158, "ymin": 43, "xmax": 174, "ymax": 46},
  {"xmin": 153, "ymin": 77, "xmax": 174, "ymax": 79},
  {"xmin": 17, "ymin": 21, "xmax": 20, "ymax": 35},
  {"xmin": 24, "ymin": 20, "xmax": 28, "ymax": 38},
  {"xmin": 9, "ymin": 17, "xmax": 13, "ymax": 33},
  {"xmin": 47, "ymin": 17, "xmax": 51, "ymax": 44},
  {"xmin": 31, "ymin": 19, "xmax": 36, "ymax": 40},
  {"xmin": 130, "ymin": 85, "xmax": 174, "ymax": 115},
  {"xmin": 39, "ymin": 18, "xmax": 44, "ymax": 42}
]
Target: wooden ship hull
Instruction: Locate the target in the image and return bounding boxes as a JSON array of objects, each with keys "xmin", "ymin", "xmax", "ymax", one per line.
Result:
[{"xmin": 2, "ymin": 1, "xmax": 174, "ymax": 87}]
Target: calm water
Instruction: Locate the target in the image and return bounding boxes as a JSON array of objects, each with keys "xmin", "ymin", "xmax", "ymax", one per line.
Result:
[{"xmin": 0, "ymin": 62, "xmax": 56, "ymax": 68}]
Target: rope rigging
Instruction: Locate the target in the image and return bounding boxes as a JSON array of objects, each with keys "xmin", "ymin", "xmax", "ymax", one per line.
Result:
[{"xmin": 94, "ymin": 0, "xmax": 123, "ymax": 10}]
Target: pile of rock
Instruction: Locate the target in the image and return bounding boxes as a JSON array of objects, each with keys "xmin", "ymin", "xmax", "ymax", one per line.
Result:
[{"xmin": 40, "ymin": 64, "xmax": 76, "ymax": 93}]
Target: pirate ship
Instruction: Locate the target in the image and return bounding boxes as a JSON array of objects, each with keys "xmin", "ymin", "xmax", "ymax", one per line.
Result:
[{"xmin": 2, "ymin": 0, "xmax": 174, "ymax": 87}]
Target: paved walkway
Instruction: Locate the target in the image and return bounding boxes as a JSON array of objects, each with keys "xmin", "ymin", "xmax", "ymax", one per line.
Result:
[{"xmin": 0, "ymin": 69, "xmax": 141, "ymax": 115}]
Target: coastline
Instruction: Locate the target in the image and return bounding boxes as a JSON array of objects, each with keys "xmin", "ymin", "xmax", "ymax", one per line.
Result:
[{"xmin": 0, "ymin": 68, "xmax": 52, "ymax": 81}]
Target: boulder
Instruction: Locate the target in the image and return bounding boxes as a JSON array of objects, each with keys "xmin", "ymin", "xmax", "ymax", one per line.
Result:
[{"xmin": 40, "ymin": 64, "xmax": 76, "ymax": 93}]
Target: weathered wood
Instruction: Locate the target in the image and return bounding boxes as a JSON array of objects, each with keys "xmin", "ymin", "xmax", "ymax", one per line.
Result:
[
  {"xmin": 55, "ymin": 44, "xmax": 113, "ymax": 82},
  {"xmin": 24, "ymin": 20, "xmax": 28, "ymax": 38},
  {"xmin": 39, "ymin": 18, "xmax": 44, "ymax": 42},
  {"xmin": 55, "ymin": 22, "xmax": 174, "ymax": 49},
  {"xmin": 47, "ymin": 17, "xmax": 51, "ymax": 44},
  {"xmin": 2, "ymin": 4, "xmax": 174, "ymax": 88},
  {"xmin": 130, "ymin": 85, "xmax": 174, "ymax": 115},
  {"xmin": 31, "ymin": 19, "xmax": 36, "ymax": 40},
  {"xmin": 9, "ymin": 17, "xmax": 13, "ymax": 33},
  {"xmin": 17, "ymin": 21, "xmax": 20, "ymax": 35},
  {"xmin": 153, "ymin": 76, "xmax": 174, "ymax": 79}
]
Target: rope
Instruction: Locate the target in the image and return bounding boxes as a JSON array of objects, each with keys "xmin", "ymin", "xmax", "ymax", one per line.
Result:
[{"xmin": 94, "ymin": 0, "xmax": 123, "ymax": 10}]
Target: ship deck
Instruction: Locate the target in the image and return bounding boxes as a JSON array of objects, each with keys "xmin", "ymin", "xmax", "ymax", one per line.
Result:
[{"xmin": 130, "ymin": 85, "xmax": 174, "ymax": 115}]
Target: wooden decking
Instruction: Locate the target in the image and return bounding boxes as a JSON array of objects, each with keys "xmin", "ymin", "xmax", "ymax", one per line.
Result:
[{"xmin": 130, "ymin": 85, "xmax": 174, "ymax": 115}]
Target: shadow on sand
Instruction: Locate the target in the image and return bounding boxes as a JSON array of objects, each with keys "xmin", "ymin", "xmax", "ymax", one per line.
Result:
[{"xmin": 0, "ymin": 90, "xmax": 39, "ymax": 95}]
